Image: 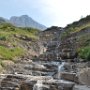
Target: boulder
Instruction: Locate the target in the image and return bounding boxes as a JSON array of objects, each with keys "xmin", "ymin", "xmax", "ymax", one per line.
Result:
[
  {"xmin": 1, "ymin": 60, "xmax": 14, "ymax": 68},
  {"xmin": 60, "ymin": 72, "xmax": 78, "ymax": 83},
  {"xmin": 78, "ymin": 68, "xmax": 90, "ymax": 86},
  {"xmin": 1, "ymin": 60, "xmax": 15, "ymax": 74},
  {"xmin": 73, "ymin": 85, "xmax": 90, "ymax": 90}
]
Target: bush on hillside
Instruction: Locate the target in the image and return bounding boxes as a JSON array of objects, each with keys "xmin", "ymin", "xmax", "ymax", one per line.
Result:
[{"xmin": 78, "ymin": 46, "xmax": 90, "ymax": 61}]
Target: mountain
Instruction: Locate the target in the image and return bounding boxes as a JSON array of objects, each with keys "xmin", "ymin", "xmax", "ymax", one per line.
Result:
[
  {"xmin": 10, "ymin": 15, "xmax": 46, "ymax": 30},
  {"xmin": 0, "ymin": 17, "xmax": 7, "ymax": 23}
]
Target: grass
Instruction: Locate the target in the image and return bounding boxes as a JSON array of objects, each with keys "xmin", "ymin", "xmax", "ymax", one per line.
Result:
[
  {"xmin": 61, "ymin": 15, "xmax": 90, "ymax": 38},
  {"xmin": 0, "ymin": 23, "xmax": 40, "ymax": 40},
  {"xmin": 0, "ymin": 46, "xmax": 24, "ymax": 60},
  {"xmin": 77, "ymin": 33, "xmax": 90, "ymax": 46}
]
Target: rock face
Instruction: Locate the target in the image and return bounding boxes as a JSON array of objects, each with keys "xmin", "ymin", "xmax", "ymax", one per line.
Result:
[
  {"xmin": 78, "ymin": 68, "xmax": 90, "ymax": 86},
  {"xmin": 20, "ymin": 79, "xmax": 74, "ymax": 90},
  {"xmin": 39, "ymin": 26, "xmax": 63, "ymax": 61},
  {"xmin": 0, "ymin": 60, "xmax": 76, "ymax": 90},
  {"xmin": 0, "ymin": 74, "xmax": 75, "ymax": 90},
  {"xmin": 0, "ymin": 75, "xmax": 27, "ymax": 90},
  {"xmin": 10, "ymin": 15, "xmax": 46, "ymax": 30}
]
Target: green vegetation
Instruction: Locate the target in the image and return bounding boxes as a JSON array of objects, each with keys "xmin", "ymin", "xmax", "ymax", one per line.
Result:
[
  {"xmin": 61, "ymin": 15, "xmax": 90, "ymax": 38},
  {"xmin": 0, "ymin": 22, "xmax": 40, "ymax": 61},
  {"xmin": 78, "ymin": 46, "xmax": 90, "ymax": 61},
  {"xmin": 0, "ymin": 23, "xmax": 40, "ymax": 40},
  {"xmin": 77, "ymin": 33, "xmax": 90, "ymax": 47},
  {"xmin": 0, "ymin": 46, "xmax": 24, "ymax": 60}
]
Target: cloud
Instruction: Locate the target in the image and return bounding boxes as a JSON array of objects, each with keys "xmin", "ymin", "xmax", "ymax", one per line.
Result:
[{"xmin": 38, "ymin": 0, "xmax": 90, "ymax": 26}]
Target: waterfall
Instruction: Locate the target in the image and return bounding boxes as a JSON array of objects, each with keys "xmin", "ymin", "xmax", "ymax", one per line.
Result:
[
  {"xmin": 58, "ymin": 62, "xmax": 65, "ymax": 79},
  {"xmin": 33, "ymin": 80, "xmax": 43, "ymax": 90}
]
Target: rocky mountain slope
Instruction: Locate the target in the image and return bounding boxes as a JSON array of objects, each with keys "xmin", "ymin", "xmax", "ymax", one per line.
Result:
[
  {"xmin": 60, "ymin": 15, "xmax": 90, "ymax": 61},
  {"xmin": 0, "ymin": 15, "xmax": 90, "ymax": 90},
  {"xmin": 0, "ymin": 15, "xmax": 90, "ymax": 70},
  {"xmin": 0, "ymin": 15, "xmax": 46, "ymax": 30},
  {"xmin": 10, "ymin": 15, "xmax": 46, "ymax": 30},
  {"xmin": 38, "ymin": 15, "xmax": 90, "ymax": 62}
]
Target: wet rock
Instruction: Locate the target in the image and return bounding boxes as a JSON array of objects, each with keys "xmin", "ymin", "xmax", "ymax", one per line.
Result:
[
  {"xmin": 63, "ymin": 63, "xmax": 72, "ymax": 72},
  {"xmin": 61, "ymin": 72, "xmax": 78, "ymax": 83},
  {"xmin": 73, "ymin": 85, "xmax": 90, "ymax": 90},
  {"xmin": 21, "ymin": 78, "xmax": 75, "ymax": 90},
  {"xmin": 45, "ymin": 79, "xmax": 75, "ymax": 90}
]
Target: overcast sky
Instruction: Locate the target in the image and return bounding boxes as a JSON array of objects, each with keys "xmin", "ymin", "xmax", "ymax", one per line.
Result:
[{"xmin": 0, "ymin": 0, "xmax": 90, "ymax": 27}]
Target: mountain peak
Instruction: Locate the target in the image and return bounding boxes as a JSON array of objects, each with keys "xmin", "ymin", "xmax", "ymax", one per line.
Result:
[
  {"xmin": 21, "ymin": 15, "xmax": 29, "ymax": 17},
  {"xmin": 10, "ymin": 15, "xmax": 46, "ymax": 30}
]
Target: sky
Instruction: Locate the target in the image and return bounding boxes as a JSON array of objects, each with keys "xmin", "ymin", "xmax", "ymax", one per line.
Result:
[{"xmin": 0, "ymin": 0, "xmax": 90, "ymax": 27}]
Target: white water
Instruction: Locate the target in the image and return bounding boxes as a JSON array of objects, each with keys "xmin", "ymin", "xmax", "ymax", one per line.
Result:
[
  {"xmin": 33, "ymin": 80, "xmax": 43, "ymax": 90},
  {"xmin": 58, "ymin": 62, "xmax": 65, "ymax": 79}
]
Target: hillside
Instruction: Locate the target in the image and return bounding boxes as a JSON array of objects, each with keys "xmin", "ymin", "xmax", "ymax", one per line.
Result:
[
  {"xmin": 37, "ymin": 15, "xmax": 90, "ymax": 62},
  {"xmin": 60, "ymin": 15, "xmax": 90, "ymax": 61},
  {"xmin": 0, "ymin": 22, "xmax": 46, "ymax": 71}
]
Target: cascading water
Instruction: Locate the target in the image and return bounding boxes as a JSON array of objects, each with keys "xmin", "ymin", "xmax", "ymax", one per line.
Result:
[
  {"xmin": 58, "ymin": 62, "xmax": 65, "ymax": 79},
  {"xmin": 33, "ymin": 80, "xmax": 43, "ymax": 90},
  {"xmin": 33, "ymin": 60, "xmax": 43, "ymax": 90}
]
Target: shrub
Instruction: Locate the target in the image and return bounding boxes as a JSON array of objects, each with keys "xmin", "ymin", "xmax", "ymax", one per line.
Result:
[{"xmin": 78, "ymin": 46, "xmax": 90, "ymax": 61}]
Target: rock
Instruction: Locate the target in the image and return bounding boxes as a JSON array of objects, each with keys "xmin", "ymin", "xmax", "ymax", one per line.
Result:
[
  {"xmin": 1, "ymin": 60, "xmax": 15, "ymax": 74},
  {"xmin": 20, "ymin": 82, "xmax": 33, "ymax": 90},
  {"xmin": 63, "ymin": 63, "xmax": 72, "ymax": 72},
  {"xmin": 61, "ymin": 72, "xmax": 78, "ymax": 83},
  {"xmin": 78, "ymin": 68, "xmax": 90, "ymax": 86},
  {"xmin": 0, "ymin": 65, "xmax": 3, "ymax": 73},
  {"xmin": 76, "ymin": 63, "xmax": 87, "ymax": 71},
  {"xmin": 1, "ymin": 75, "xmax": 27, "ymax": 89},
  {"xmin": 22, "ymin": 78, "xmax": 75, "ymax": 90},
  {"xmin": 1, "ymin": 60, "xmax": 14, "ymax": 68},
  {"xmin": 87, "ymin": 62, "xmax": 90, "ymax": 67},
  {"xmin": 73, "ymin": 85, "xmax": 90, "ymax": 90}
]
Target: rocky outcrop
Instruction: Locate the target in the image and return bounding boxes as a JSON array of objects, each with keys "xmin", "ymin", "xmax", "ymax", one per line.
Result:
[
  {"xmin": 20, "ymin": 78, "xmax": 74, "ymax": 90},
  {"xmin": 38, "ymin": 26, "xmax": 63, "ymax": 61},
  {"xmin": 0, "ymin": 75, "xmax": 75, "ymax": 90},
  {"xmin": 60, "ymin": 72, "xmax": 78, "ymax": 83}
]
